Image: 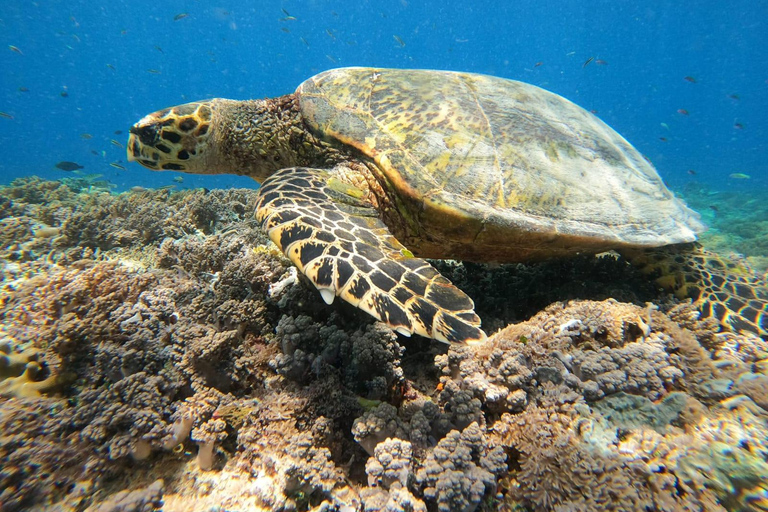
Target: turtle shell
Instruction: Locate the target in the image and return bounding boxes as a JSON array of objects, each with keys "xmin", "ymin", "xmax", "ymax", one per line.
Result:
[{"xmin": 296, "ymin": 67, "xmax": 704, "ymax": 262}]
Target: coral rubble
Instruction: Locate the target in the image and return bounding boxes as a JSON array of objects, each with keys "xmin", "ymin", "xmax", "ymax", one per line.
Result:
[{"xmin": 0, "ymin": 177, "xmax": 766, "ymax": 511}]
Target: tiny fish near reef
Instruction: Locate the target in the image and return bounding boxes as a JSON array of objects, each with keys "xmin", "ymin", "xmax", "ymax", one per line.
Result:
[{"xmin": 128, "ymin": 67, "xmax": 768, "ymax": 343}]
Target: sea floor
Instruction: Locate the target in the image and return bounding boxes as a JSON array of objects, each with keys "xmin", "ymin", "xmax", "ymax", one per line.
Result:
[{"xmin": 1, "ymin": 176, "xmax": 767, "ymax": 512}]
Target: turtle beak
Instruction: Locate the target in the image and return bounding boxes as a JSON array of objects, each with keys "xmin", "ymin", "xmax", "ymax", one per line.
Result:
[
  {"xmin": 126, "ymin": 128, "xmax": 140, "ymax": 162},
  {"xmin": 126, "ymin": 114, "xmax": 167, "ymax": 169}
]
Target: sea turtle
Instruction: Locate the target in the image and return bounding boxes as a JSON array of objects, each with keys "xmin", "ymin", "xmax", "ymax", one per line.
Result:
[{"xmin": 127, "ymin": 67, "xmax": 767, "ymax": 343}]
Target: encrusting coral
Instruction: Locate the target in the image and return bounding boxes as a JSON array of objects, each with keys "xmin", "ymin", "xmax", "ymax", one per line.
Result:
[
  {"xmin": 0, "ymin": 338, "xmax": 64, "ymax": 398},
  {"xmin": 1, "ymin": 177, "xmax": 767, "ymax": 512}
]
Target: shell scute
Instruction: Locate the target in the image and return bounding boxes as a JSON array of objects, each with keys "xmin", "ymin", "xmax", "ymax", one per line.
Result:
[{"xmin": 297, "ymin": 67, "xmax": 704, "ymax": 260}]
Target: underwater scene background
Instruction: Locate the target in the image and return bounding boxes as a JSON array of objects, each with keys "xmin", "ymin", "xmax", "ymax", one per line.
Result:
[{"xmin": 1, "ymin": 1, "xmax": 767, "ymax": 511}]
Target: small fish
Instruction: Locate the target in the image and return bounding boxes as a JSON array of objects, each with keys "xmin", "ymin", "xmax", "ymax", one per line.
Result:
[
  {"xmin": 729, "ymin": 173, "xmax": 750, "ymax": 180},
  {"xmin": 154, "ymin": 45, "xmax": 164, "ymax": 53},
  {"xmin": 60, "ymin": 91, "xmax": 69, "ymax": 98},
  {"xmin": 659, "ymin": 137, "xmax": 668, "ymax": 142},
  {"xmin": 157, "ymin": 184, "xmax": 177, "ymax": 190},
  {"xmin": 300, "ymin": 36, "xmax": 309, "ymax": 47},
  {"xmin": 72, "ymin": 34, "xmax": 81, "ymax": 43},
  {"xmin": 173, "ymin": 13, "xmax": 189, "ymax": 21},
  {"xmin": 80, "ymin": 133, "xmax": 93, "ymax": 139},
  {"xmin": 18, "ymin": 87, "xmax": 29, "ymax": 92},
  {"xmin": 326, "ymin": 29, "xmax": 336, "ymax": 40},
  {"xmin": 660, "ymin": 122, "xmax": 669, "ymax": 130},
  {"xmin": 582, "ymin": 57, "xmax": 594, "ymax": 68},
  {"xmin": 281, "ymin": 27, "xmax": 290, "ymax": 33},
  {"xmin": 534, "ymin": 61, "xmax": 543, "ymax": 67},
  {"xmin": 8, "ymin": 45, "xmax": 23, "ymax": 55},
  {"xmin": 589, "ymin": 109, "xmax": 598, "ymax": 114},
  {"xmin": 147, "ymin": 69, "xmax": 161, "ymax": 74},
  {"xmin": 393, "ymin": 34, "xmax": 405, "ymax": 47},
  {"xmin": 130, "ymin": 186, "xmax": 147, "ymax": 192},
  {"xmin": 114, "ymin": 130, "xmax": 123, "ymax": 135},
  {"xmin": 106, "ymin": 64, "xmax": 116, "ymax": 71},
  {"xmin": 0, "ymin": 111, "xmax": 13, "ymax": 119},
  {"xmin": 677, "ymin": 109, "xmax": 689, "ymax": 116},
  {"xmin": 687, "ymin": 169, "xmax": 697, "ymax": 175},
  {"xmin": 683, "ymin": 76, "xmax": 696, "ymax": 83},
  {"xmin": 282, "ymin": 8, "xmax": 291, "ymax": 16},
  {"xmin": 280, "ymin": 16, "xmax": 296, "ymax": 21},
  {"xmin": 173, "ymin": 176, "xmax": 184, "ymax": 183},
  {"xmin": 734, "ymin": 122, "xmax": 744, "ymax": 130},
  {"xmin": 110, "ymin": 139, "xmax": 124, "ymax": 148},
  {"xmin": 90, "ymin": 150, "xmax": 99, "ymax": 156},
  {"xmin": 325, "ymin": 54, "xmax": 337, "ymax": 63},
  {"xmin": 566, "ymin": 51, "xmax": 576, "ymax": 56},
  {"xmin": 595, "ymin": 59, "xmax": 608, "ymax": 65},
  {"xmin": 109, "ymin": 162, "xmax": 126, "ymax": 170},
  {"xmin": 709, "ymin": 205, "xmax": 719, "ymax": 213},
  {"xmin": 55, "ymin": 161, "xmax": 84, "ymax": 171},
  {"xmin": 728, "ymin": 94, "xmax": 740, "ymax": 100}
]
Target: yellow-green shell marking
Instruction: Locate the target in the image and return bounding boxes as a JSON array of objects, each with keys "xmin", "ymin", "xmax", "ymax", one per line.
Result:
[{"xmin": 297, "ymin": 67, "xmax": 704, "ymax": 261}]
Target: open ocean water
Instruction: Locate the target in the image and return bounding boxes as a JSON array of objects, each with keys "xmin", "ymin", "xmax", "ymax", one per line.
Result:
[
  {"xmin": 1, "ymin": 1, "xmax": 766, "ymax": 192},
  {"xmin": 1, "ymin": 2, "xmax": 768, "ymax": 511}
]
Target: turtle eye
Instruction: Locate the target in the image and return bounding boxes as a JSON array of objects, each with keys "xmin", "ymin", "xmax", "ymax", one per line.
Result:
[{"xmin": 130, "ymin": 124, "xmax": 160, "ymax": 146}]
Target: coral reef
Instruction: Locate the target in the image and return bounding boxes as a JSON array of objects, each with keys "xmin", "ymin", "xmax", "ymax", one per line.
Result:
[
  {"xmin": 681, "ymin": 182, "xmax": 768, "ymax": 272},
  {"xmin": 0, "ymin": 177, "xmax": 767, "ymax": 511},
  {"xmin": 0, "ymin": 338, "xmax": 64, "ymax": 397},
  {"xmin": 415, "ymin": 422, "xmax": 506, "ymax": 512}
]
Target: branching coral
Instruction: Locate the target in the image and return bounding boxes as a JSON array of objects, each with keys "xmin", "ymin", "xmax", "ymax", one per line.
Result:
[
  {"xmin": 73, "ymin": 372, "xmax": 175, "ymax": 460},
  {"xmin": 415, "ymin": 422, "xmax": 506, "ymax": 512},
  {"xmin": 235, "ymin": 392, "xmax": 359, "ymax": 511},
  {"xmin": 191, "ymin": 418, "xmax": 227, "ymax": 470},
  {"xmin": 361, "ymin": 486, "xmax": 427, "ymax": 512},
  {"xmin": 0, "ymin": 397, "xmax": 105, "ymax": 512},
  {"xmin": 272, "ymin": 314, "xmax": 404, "ymax": 398},
  {"xmin": 353, "ymin": 403, "xmax": 409, "ymax": 456},
  {"xmin": 366, "ymin": 437, "xmax": 414, "ymax": 489},
  {"xmin": 435, "ymin": 299, "xmax": 724, "ymax": 417}
]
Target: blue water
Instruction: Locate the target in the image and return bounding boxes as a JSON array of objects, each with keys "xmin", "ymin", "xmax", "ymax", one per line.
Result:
[{"xmin": 1, "ymin": 0, "xmax": 766, "ymax": 193}]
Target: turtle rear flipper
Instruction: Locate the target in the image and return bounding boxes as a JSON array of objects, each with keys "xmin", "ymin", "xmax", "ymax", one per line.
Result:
[
  {"xmin": 624, "ymin": 244, "xmax": 767, "ymax": 337},
  {"xmin": 255, "ymin": 167, "xmax": 487, "ymax": 345}
]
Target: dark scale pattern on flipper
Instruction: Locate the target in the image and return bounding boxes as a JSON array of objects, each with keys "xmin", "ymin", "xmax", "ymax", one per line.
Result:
[
  {"xmin": 255, "ymin": 167, "xmax": 487, "ymax": 344},
  {"xmin": 624, "ymin": 243, "xmax": 767, "ymax": 337}
]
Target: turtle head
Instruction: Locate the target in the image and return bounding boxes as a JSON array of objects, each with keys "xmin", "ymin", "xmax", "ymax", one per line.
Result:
[
  {"xmin": 128, "ymin": 100, "xmax": 217, "ymax": 174},
  {"xmin": 128, "ymin": 96, "xmax": 306, "ymax": 181}
]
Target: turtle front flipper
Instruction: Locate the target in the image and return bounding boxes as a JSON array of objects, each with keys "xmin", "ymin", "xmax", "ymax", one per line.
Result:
[
  {"xmin": 623, "ymin": 243, "xmax": 767, "ymax": 337},
  {"xmin": 255, "ymin": 167, "xmax": 487, "ymax": 345}
]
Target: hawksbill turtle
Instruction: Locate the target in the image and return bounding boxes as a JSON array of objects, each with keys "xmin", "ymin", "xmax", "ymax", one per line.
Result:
[{"xmin": 127, "ymin": 67, "xmax": 767, "ymax": 344}]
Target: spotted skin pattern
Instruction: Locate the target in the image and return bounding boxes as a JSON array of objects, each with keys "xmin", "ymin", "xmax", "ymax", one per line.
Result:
[
  {"xmin": 254, "ymin": 167, "xmax": 486, "ymax": 344},
  {"xmin": 128, "ymin": 102, "xmax": 213, "ymax": 171},
  {"xmin": 625, "ymin": 244, "xmax": 767, "ymax": 336}
]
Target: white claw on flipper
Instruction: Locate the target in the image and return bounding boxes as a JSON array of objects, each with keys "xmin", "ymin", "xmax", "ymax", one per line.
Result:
[
  {"xmin": 319, "ymin": 288, "xmax": 335, "ymax": 305},
  {"xmin": 395, "ymin": 327, "xmax": 412, "ymax": 337}
]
